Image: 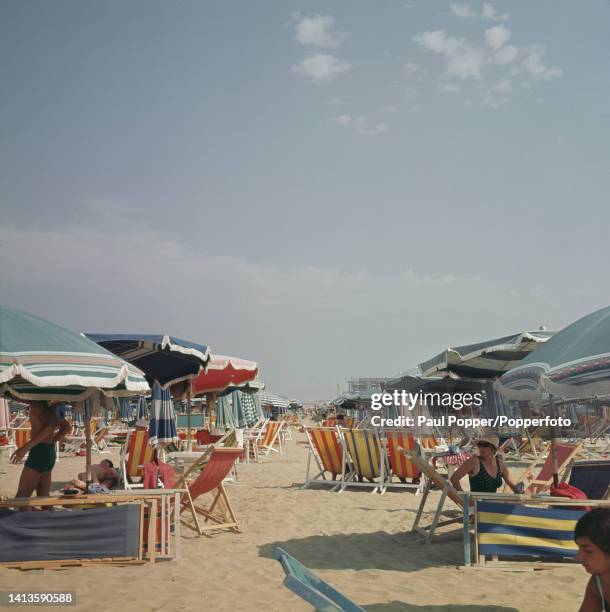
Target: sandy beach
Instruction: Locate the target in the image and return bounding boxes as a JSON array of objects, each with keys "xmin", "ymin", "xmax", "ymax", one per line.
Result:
[{"xmin": 0, "ymin": 435, "xmax": 587, "ymax": 612}]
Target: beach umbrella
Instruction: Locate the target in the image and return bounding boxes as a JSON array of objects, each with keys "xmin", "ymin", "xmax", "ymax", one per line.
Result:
[
  {"xmin": 0, "ymin": 398, "xmax": 9, "ymax": 430},
  {"xmin": 420, "ymin": 330, "xmax": 555, "ymax": 379},
  {"xmin": 237, "ymin": 390, "xmax": 262, "ymax": 427},
  {"xmin": 215, "ymin": 394, "xmax": 236, "ymax": 429},
  {"xmin": 190, "ymin": 355, "xmax": 258, "ymax": 395},
  {"xmin": 137, "ymin": 395, "xmax": 149, "ymax": 420},
  {"xmin": 84, "ymin": 333, "xmax": 211, "ymax": 388},
  {"xmin": 148, "ymin": 381, "xmax": 178, "ymax": 447},
  {"xmin": 231, "ymin": 391, "xmax": 248, "ymax": 428},
  {"xmin": 0, "ymin": 306, "xmax": 149, "ymax": 480},
  {"xmin": 257, "ymin": 392, "xmax": 290, "ymax": 410},
  {"xmin": 118, "ymin": 398, "xmax": 130, "ymax": 420}
]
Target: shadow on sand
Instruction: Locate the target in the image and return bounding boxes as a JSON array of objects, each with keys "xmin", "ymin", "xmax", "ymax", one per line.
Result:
[
  {"xmin": 259, "ymin": 530, "xmax": 463, "ymax": 572},
  {"xmin": 364, "ymin": 602, "xmax": 518, "ymax": 612}
]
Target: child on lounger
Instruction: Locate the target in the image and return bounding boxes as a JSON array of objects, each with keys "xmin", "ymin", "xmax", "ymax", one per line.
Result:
[
  {"xmin": 70, "ymin": 459, "xmax": 119, "ymax": 490},
  {"xmin": 576, "ymin": 508, "xmax": 610, "ymax": 612}
]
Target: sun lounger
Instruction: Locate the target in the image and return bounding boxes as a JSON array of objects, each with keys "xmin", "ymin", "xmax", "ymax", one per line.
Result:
[
  {"xmin": 518, "ymin": 442, "xmax": 582, "ymax": 494},
  {"xmin": 121, "ymin": 429, "xmax": 154, "ymax": 489},
  {"xmin": 565, "ymin": 459, "xmax": 610, "ymax": 500},
  {"xmin": 179, "ymin": 447, "xmax": 242, "ymax": 535},
  {"xmin": 272, "ymin": 547, "xmax": 365, "ymax": 612},
  {"xmin": 256, "ymin": 420, "xmax": 284, "ymax": 457},
  {"xmin": 383, "ymin": 430, "xmax": 423, "ymax": 493},
  {"xmin": 400, "ymin": 449, "xmax": 464, "ymax": 543},
  {"xmin": 339, "ymin": 429, "xmax": 386, "ymax": 494},
  {"xmin": 302, "ymin": 427, "xmax": 349, "ymax": 492}
]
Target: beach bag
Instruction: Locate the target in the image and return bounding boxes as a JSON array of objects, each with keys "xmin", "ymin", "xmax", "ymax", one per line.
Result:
[{"xmin": 550, "ymin": 482, "xmax": 590, "ymax": 511}]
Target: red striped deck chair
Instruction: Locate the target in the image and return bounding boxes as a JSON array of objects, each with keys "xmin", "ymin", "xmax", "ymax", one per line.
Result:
[
  {"xmin": 322, "ymin": 418, "xmax": 338, "ymax": 428},
  {"xmin": 519, "ymin": 442, "xmax": 582, "ymax": 494},
  {"xmin": 121, "ymin": 429, "xmax": 154, "ymax": 489},
  {"xmin": 302, "ymin": 427, "xmax": 349, "ymax": 492},
  {"xmin": 419, "ymin": 434, "xmax": 438, "ymax": 450},
  {"xmin": 179, "ymin": 447, "xmax": 242, "ymax": 535},
  {"xmin": 257, "ymin": 420, "xmax": 284, "ymax": 457},
  {"xmin": 383, "ymin": 430, "xmax": 423, "ymax": 493},
  {"xmin": 340, "ymin": 429, "xmax": 386, "ymax": 494}
]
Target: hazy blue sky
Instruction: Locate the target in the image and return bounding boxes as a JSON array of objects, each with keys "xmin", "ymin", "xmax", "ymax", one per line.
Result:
[{"xmin": 2, "ymin": 1, "xmax": 609, "ymax": 400}]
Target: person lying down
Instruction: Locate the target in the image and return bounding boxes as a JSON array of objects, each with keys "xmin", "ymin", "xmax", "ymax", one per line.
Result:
[{"xmin": 69, "ymin": 459, "xmax": 119, "ymax": 492}]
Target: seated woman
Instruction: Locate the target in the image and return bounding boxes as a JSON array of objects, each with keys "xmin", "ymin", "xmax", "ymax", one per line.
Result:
[
  {"xmin": 575, "ymin": 508, "xmax": 610, "ymax": 612},
  {"xmin": 70, "ymin": 459, "xmax": 119, "ymax": 491},
  {"xmin": 449, "ymin": 434, "xmax": 520, "ymax": 493}
]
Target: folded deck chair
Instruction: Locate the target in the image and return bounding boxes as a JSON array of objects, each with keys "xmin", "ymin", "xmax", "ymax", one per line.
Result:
[
  {"xmin": 566, "ymin": 460, "xmax": 610, "ymax": 500},
  {"xmin": 121, "ymin": 429, "xmax": 154, "ymax": 489},
  {"xmin": 475, "ymin": 501, "xmax": 584, "ymax": 565},
  {"xmin": 339, "ymin": 429, "xmax": 386, "ymax": 494},
  {"xmin": 302, "ymin": 427, "xmax": 349, "ymax": 492},
  {"xmin": 179, "ymin": 447, "xmax": 242, "ymax": 535},
  {"xmin": 257, "ymin": 420, "xmax": 284, "ymax": 457},
  {"xmin": 383, "ymin": 430, "xmax": 423, "ymax": 493},
  {"xmin": 272, "ymin": 547, "xmax": 365, "ymax": 612},
  {"xmin": 518, "ymin": 442, "xmax": 582, "ymax": 494},
  {"xmin": 400, "ymin": 450, "xmax": 464, "ymax": 543}
]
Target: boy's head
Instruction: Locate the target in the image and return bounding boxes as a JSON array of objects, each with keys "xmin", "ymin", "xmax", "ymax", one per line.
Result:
[
  {"xmin": 575, "ymin": 508, "xmax": 610, "ymax": 575},
  {"xmin": 101, "ymin": 459, "xmax": 114, "ymax": 469}
]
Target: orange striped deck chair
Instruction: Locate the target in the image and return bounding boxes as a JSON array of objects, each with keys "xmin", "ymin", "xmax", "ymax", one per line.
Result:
[
  {"xmin": 383, "ymin": 430, "xmax": 423, "ymax": 493},
  {"xmin": 179, "ymin": 447, "xmax": 242, "ymax": 535},
  {"xmin": 419, "ymin": 434, "xmax": 438, "ymax": 450},
  {"xmin": 11, "ymin": 429, "xmax": 31, "ymax": 460},
  {"xmin": 322, "ymin": 418, "xmax": 338, "ymax": 428},
  {"xmin": 256, "ymin": 420, "xmax": 284, "ymax": 457},
  {"xmin": 340, "ymin": 429, "xmax": 386, "ymax": 494},
  {"xmin": 121, "ymin": 429, "xmax": 154, "ymax": 489},
  {"xmin": 302, "ymin": 427, "xmax": 348, "ymax": 492}
]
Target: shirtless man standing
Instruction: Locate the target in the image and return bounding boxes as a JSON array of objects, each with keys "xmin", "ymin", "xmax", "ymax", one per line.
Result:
[{"xmin": 10, "ymin": 401, "xmax": 72, "ymax": 498}]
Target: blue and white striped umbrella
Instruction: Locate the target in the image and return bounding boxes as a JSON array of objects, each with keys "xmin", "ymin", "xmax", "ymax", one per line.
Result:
[
  {"xmin": 118, "ymin": 398, "xmax": 131, "ymax": 420},
  {"xmin": 137, "ymin": 395, "xmax": 149, "ymax": 420},
  {"xmin": 149, "ymin": 381, "xmax": 178, "ymax": 447},
  {"xmin": 215, "ymin": 394, "xmax": 236, "ymax": 429}
]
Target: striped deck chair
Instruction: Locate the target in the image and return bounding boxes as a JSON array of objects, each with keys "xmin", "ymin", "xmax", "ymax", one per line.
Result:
[
  {"xmin": 475, "ymin": 501, "xmax": 584, "ymax": 565},
  {"xmin": 62, "ymin": 417, "xmax": 100, "ymax": 454},
  {"xmin": 518, "ymin": 442, "xmax": 582, "ymax": 494},
  {"xmin": 322, "ymin": 418, "xmax": 338, "ymax": 428},
  {"xmin": 383, "ymin": 430, "xmax": 423, "ymax": 493},
  {"xmin": 92, "ymin": 426, "xmax": 111, "ymax": 454},
  {"xmin": 11, "ymin": 429, "xmax": 31, "ymax": 460},
  {"xmin": 179, "ymin": 447, "xmax": 242, "ymax": 535},
  {"xmin": 565, "ymin": 460, "xmax": 610, "ymax": 500},
  {"xmin": 339, "ymin": 429, "xmax": 386, "ymax": 494},
  {"xmin": 401, "ymin": 450, "xmax": 464, "ymax": 543},
  {"xmin": 302, "ymin": 427, "xmax": 349, "ymax": 492},
  {"xmin": 121, "ymin": 429, "xmax": 154, "ymax": 489},
  {"xmin": 257, "ymin": 420, "xmax": 284, "ymax": 457},
  {"xmin": 272, "ymin": 547, "xmax": 365, "ymax": 612}
]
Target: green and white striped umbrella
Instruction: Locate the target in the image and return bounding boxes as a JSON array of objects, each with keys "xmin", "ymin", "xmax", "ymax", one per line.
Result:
[{"xmin": 0, "ymin": 306, "xmax": 149, "ymax": 401}]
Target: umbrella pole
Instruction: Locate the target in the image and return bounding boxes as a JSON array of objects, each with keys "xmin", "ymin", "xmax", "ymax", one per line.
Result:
[
  {"xmin": 187, "ymin": 385, "xmax": 192, "ymax": 452},
  {"xmin": 550, "ymin": 395, "xmax": 559, "ymax": 488}
]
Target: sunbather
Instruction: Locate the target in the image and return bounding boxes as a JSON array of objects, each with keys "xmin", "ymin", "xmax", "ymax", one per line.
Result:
[
  {"xmin": 71, "ymin": 459, "xmax": 119, "ymax": 490},
  {"xmin": 449, "ymin": 434, "xmax": 520, "ymax": 493},
  {"xmin": 575, "ymin": 508, "xmax": 610, "ymax": 612}
]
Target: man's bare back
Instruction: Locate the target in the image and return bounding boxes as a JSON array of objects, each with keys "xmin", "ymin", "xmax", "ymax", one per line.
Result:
[{"xmin": 29, "ymin": 402, "xmax": 58, "ymax": 443}]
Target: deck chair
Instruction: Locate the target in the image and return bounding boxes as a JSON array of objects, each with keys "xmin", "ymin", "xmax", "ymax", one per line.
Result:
[
  {"xmin": 272, "ymin": 547, "xmax": 365, "ymax": 612},
  {"xmin": 121, "ymin": 429, "xmax": 154, "ymax": 489},
  {"xmin": 517, "ymin": 442, "xmax": 582, "ymax": 494},
  {"xmin": 257, "ymin": 420, "xmax": 284, "ymax": 457},
  {"xmin": 401, "ymin": 450, "xmax": 464, "ymax": 543},
  {"xmin": 12, "ymin": 428, "xmax": 31, "ymax": 450},
  {"xmin": 62, "ymin": 418, "xmax": 100, "ymax": 454},
  {"xmin": 179, "ymin": 447, "xmax": 242, "ymax": 535},
  {"xmin": 92, "ymin": 427, "xmax": 111, "ymax": 454},
  {"xmin": 302, "ymin": 427, "xmax": 349, "ymax": 492},
  {"xmin": 339, "ymin": 429, "xmax": 386, "ymax": 494},
  {"xmin": 565, "ymin": 460, "xmax": 610, "ymax": 500},
  {"xmin": 383, "ymin": 430, "xmax": 423, "ymax": 493}
]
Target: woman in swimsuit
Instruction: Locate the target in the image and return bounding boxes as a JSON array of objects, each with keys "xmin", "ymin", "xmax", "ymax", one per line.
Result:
[
  {"xmin": 576, "ymin": 508, "xmax": 610, "ymax": 612},
  {"xmin": 450, "ymin": 433, "xmax": 519, "ymax": 493}
]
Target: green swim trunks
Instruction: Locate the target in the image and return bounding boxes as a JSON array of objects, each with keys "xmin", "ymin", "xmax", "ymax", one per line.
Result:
[{"xmin": 25, "ymin": 443, "xmax": 56, "ymax": 473}]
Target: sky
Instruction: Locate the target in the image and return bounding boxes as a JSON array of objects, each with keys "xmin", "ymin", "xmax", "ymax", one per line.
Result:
[{"xmin": 2, "ymin": 1, "xmax": 610, "ymax": 401}]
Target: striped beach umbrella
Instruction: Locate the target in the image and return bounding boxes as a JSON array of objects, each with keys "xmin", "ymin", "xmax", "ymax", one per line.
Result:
[
  {"xmin": 238, "ymin": 391, "xmax": 261, "ymax": 426},
  {"xmin": 149, "ymin": 381, "xmax": 178, "ymax": 447},
  {"xmin": 84, "ymin": 333, "xmax": 210, "ymax": 388},
  {"xmin": 118, "ymin": 398, "xmax": 130, "ymax": 420},
  {"xmin": 215, "ymin": 394, "xmax": 236, "ymax": 429},
  {"xmin": 231, "ymin": 391, "xmax": 248, "ymax": 428},
  {"xmin": 0, "ymin": 307, "xmax": 149, "ymax": 401},
  {"xmin": 496, "ymin": 305, "xmax": 610, "ymax": 401},
  {"xmin": 420, "ymin": 330, "xmax": 555, "ymax": 379},
  {"xmin": 137, "ymin": 395, "xmax": 149, "ymax": 420},
  {"xmin": 191, "ymin": 355, "xmax": 258, "ymax": 395}
]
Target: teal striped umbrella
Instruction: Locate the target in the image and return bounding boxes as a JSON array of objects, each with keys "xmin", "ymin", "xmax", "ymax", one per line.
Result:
[
  {"xmin": 496, "ymin": 306, "xmax": 610, "ymax": 400},
  {"xmin": 215, "ymin": 394, "xmax": 236, "ymax": 428},
  {"xmin": 238, "ymin": 391, "xmax": 261, "ymax": 426},
  {"xmin": 231, "ymin": 391, "xmax": 248, "ymax": 428},
  {"xmin": 0, "ymin": 306, "xmax": 149, "ymax": 401}
]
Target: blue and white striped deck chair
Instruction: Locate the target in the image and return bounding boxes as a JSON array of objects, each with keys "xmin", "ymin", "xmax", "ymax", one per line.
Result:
[
  {"xmin": 476, "ymin": 501, "xmax": 585, "ymax": 565},
  {"xmin": 272, "ymin": 548, "xmax": 365, "ymax": 612}
]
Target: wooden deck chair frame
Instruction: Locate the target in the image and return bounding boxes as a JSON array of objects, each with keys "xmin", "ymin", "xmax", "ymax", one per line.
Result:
[
  {"xmin": 121, "ymin": 430, "xmax": 154, "ymax": 489},
  {"xmin": 382, "ymin": 429, "xmax": 424, "ymax": 494},
  {"xmin": 178, "ymin": 447, "xmax": 242, "ymax": 536},
  {"xmin": 257, "ymin": 420, "xmax": 284, "ymax": 457},
  {"xmin": 401, "ymin": 450, "xmax": 464, "ymax": 543},
  {"xmin": 339, "ymin": 428, "xmax": 386, "ymax": 494},
  {"xmin": 302, "ymin": 427, "xmax": 350, "ymax": 492}
]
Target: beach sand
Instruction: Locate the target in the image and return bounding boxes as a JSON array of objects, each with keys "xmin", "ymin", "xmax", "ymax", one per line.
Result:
[{"xmin": 0, "ymin": 435, "xmax": 586, "ymax": 611}]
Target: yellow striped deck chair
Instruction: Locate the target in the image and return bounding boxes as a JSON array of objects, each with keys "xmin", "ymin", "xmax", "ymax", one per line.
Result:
[
  {"xmin": 419, "ymin": 434, "xmax": 438, "ymax": 450},
  {"xmin": 383, "ymin": 430, "xmax": 423, "ymax": 493},
  {"xmin": 340, "ymin": 429, "xmax": 386, "ymax": 494},
  {"xmin": 121, "ymin": 429, "xmax": 154, "ymax": 489},
  {"xmin": 475, "ymin": 501, "xmax": 584, "ymax": 565},
  {"xmin": 257, "ymin": 420, "xmax": 284, "ymax": 457},
  {"xmin": 302, "ymin": 427, "xmax": 349, "ymax": 492},
  {"xmin": 12, "ymin": 429, "xmax": 31, "ymax": 457}
]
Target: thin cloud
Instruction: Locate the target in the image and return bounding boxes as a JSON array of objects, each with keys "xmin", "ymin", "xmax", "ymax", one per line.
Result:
[
  {"xmin": 482, "ymin": 2, "xmax": 509, "ymax": 21},
  {"xmin": 520, "ymin": 45, "xmax": 563, "ymax": 80},
  {"xmin": 335, "ymin": 114, "xmax": 389, "ymax": 136},
  {"xmin": 484, "ymin": 25, "xmax": 511, "ymax": 51},
  {"xmin": 291, "ymin": 54, "xmax": 350, "ymax": 82},
  {"xmin": 449, "ymin": 3, "xmax": 477, "ymax": 18},
  {"xmin": 293, "ymin": 14, "xmax": 346, "ymax": 48},
  {"xmin": 438, "ymin": 82, "xmax": 461, "ymax": 93}
]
